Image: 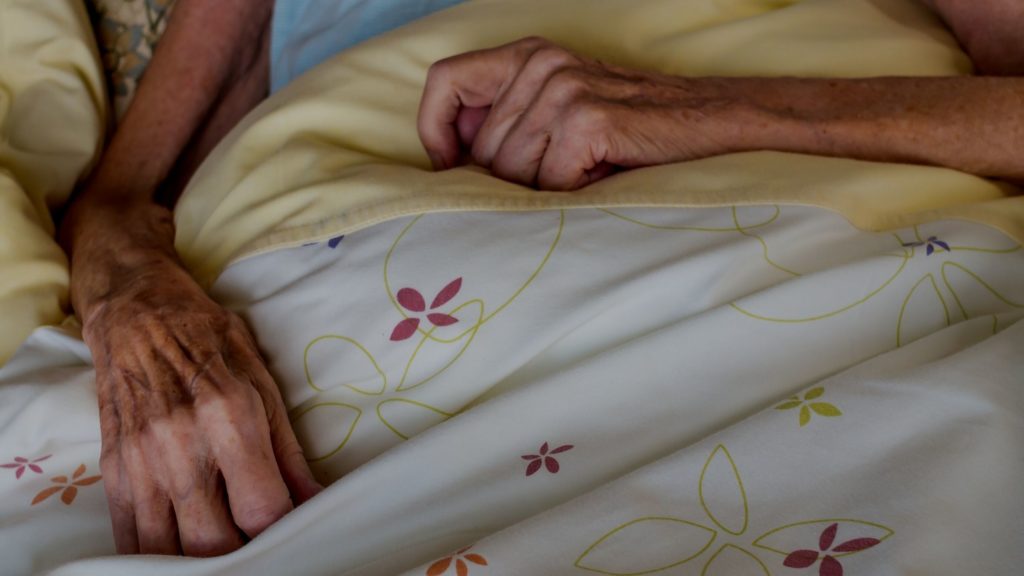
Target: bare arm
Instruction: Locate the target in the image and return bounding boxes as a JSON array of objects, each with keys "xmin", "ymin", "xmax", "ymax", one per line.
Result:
[
  {"xmin": 59, "ymin": 0, "xmax": 320, "ymax": 557},
  {"xmin": 418, "ymin": 6, "xmax": 1024, "ymax": 190}
]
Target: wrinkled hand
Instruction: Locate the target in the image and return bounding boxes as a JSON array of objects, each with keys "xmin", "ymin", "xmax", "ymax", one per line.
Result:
[
  {"xmin": 83, "ymin": 260, "xmax": 321, "ymax": 556},
  {"xmin": 418, "ymin": 37, "xmax": 739, "ymax": 190}
]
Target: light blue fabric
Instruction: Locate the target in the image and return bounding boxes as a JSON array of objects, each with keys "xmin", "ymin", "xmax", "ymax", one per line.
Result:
[{"xmin": 270, "ymin": 0, "xmax": 465, "ymax": 93}]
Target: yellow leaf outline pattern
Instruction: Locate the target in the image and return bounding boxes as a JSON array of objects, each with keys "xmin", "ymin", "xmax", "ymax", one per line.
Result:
[
  {"xmin": 574, "ymin": 444, "xmax": 893, "ymax": 575},
  {"xmin": 730, "ymin": 225, "xmax": 1023, "ymax": 346},
  {"xmin": 297, "ymin": 212, "xmax": 563, "ymax": 461},
  {"xmin": 574, "ymin": 517, "xmax": 717, "ymax": 575},
  {"xmin": 601, "ymin": 205, "xmax": 799, "ymax": 277},
  {"xmin": 700, "ymin": 544, "xmax": 770, "ymax": 576},
  {"xmin": 699, "ymin": 445, "xmax": 749, "ymax": 536},
  {"xmin": 304, "ymin": 335, "xmax": 386, "ymax": 395},
  {"xmin": 289, "ymin": 402, "xmax": 362, "ymax": 462}
]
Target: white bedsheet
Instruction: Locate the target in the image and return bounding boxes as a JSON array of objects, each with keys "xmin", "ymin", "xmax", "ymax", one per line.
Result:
[{"xmin": 0, "ymin": 205, "xmax": 1021, "ymax": 575}]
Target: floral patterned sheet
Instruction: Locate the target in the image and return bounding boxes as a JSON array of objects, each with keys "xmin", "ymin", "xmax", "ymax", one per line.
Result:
[{"xmin": 1, "ymin": 205, "xmax": 1022, "ymax": 575}]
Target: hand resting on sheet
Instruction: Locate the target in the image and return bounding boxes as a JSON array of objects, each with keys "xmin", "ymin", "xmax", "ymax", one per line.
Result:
[
  {"xmin": 57, "ymin": 0, "xmax": 327, "ymax": 557},
  {"xmin": 57, "ymin": 0, "xmax": 1022, "ymax": 559}
]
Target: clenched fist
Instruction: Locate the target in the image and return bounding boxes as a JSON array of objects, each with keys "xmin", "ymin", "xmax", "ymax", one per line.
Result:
[{"xmin": 418, "ymin": 37, "xmax": 742, "ymax": 190}]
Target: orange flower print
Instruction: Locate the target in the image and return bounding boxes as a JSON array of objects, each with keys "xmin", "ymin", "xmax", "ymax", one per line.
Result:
[
  {"xmin": 426, "ymin": 546, "xmax": 488, "ymax": 576},
  {"xmin": 31, "ymin": 464, "xmax": 102, "ymax": 506}
]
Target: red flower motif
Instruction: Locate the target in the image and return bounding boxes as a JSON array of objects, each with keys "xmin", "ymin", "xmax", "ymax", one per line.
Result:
[
  {"xmin": 31, "ymin": 464, "xmax": 102, "ymax": 506},
  {"xmin": 426, "ymin": 546, "xmax": 488, "ymax": 576},
  {"xmin": 521, "ymin": 442, "xmax": 574, "ymax": 476},
  {"xmin": 783, "ymin": 523, "xmax": 881, "ymax": 576},
  {"xmin": 1, "ymin": 454, "xmax": 50, "ymax": 480},
  {"xmin": 391, "ymin": 278, "xmax": 463, "ymax": 341}
]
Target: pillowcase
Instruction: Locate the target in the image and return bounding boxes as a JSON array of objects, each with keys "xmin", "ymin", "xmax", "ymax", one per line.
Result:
[{"xmin": 0, "ymin": 0, "xmax": 108, "ymax": 364}]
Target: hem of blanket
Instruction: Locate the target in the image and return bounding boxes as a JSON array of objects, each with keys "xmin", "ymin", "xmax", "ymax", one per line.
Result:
[{"xmin": 209, "ymin": 194, "xmax": 1024, "ymax": 285}]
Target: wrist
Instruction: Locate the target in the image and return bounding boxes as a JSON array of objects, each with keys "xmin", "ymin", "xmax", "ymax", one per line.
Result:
[
  {"xmin": 690, "ymin": 78, "xmax": 811, "ymax": 155},
  {"xmin": 64, "ymin": 200, "xmax": 185, "ymax": 321},
  {"xmin": 642, "ymin": 76, "xmax": 778, "ymax": 161}
]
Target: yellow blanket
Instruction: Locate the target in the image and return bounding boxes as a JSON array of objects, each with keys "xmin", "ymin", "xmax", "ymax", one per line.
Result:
[
  {"xmin": 176, "ymin": 0, "xmax": 1023, "ymax": 287},
  {"xmin": 0, "ymin": 0, "xmax": 107, "ymax": 363}
]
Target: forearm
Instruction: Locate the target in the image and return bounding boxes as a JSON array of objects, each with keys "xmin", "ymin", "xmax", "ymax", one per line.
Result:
[
  {"xmin": 700, "ymin": 76, "xmax": 1024, "ymax": 180},
  {"xmin": 60, "ymin": 0, "xmax": 272, "ymax": 319},
  {"xmin": 81, "ymin": 0, "xmax": 271, "ymax": 201}
]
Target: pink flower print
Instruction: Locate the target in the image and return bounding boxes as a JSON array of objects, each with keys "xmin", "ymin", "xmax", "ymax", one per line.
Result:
[
  {"xmin": 521, "ymin": 442, "xmax": 574, "ymax": 476},
  {"xmin": 1, "ymin": 455, "xmax": 51, "ymax": 480},
  {"xmin": 783, "ymin": 523, "xmax": 881, "ymax": 576},
  {"xmin": 391, "ymin": 278, "xmax": 463, "ymax": 341}
]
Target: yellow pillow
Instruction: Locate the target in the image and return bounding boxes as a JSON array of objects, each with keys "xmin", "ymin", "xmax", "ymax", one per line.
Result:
[{"xmin": 0, "ymin": 0, "xmax": 107, "ymax": 364}]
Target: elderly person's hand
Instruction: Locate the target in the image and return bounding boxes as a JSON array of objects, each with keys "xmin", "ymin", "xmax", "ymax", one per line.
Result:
[
  {"xmin": 418, "ymin": 37, "xmax": 737, "ymax": 190},
  {"xmin": 419, "ymin": 36, "xmax": 1024, "ymax": 189},
  {"xmin": 57, "ymin": 0, "xmax": 317, "ymax": 555},
  {"xmin": 70, "ymin": 206, "xmax": 321, "ymax": 557}
]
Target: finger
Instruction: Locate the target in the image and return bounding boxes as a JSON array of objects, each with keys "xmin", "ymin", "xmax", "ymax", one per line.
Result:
[
  {"xmin": 228, "ymin": 334, "xmax": 323, "ymax": 504},
  {"xmin": 172, "ymin": 470, "xmax": 245, "ymax": 557},
  {"xmin": 455, "ymin": 106, "xmax": 491, "ymax": 150},
  {"xmin": 100, "ymin": 450, "xmax": 140, "ymax": 555},
  {"xmin": 134, "ymin": 488, "xmax": 181, "ymax": 555},
  {"xmin": 126, "ymin": 439, "xmax": 181, "ymax": 555},
  {"xmin": 492, "ymin": 66, "xmax": 611, "ymax": 187},
  {"xmin": 489, "ymin": 92, "xmax": 561, "ymax": 187},
  {"xmin": 471, "ymin": 46, "xmax": 582, "ymax": 168},
  {"xmin": 536, "ymin": 109, "xmax": 613, "ymax": 191},
  {"xmin": 148, "ymin": 409, "xmax": 243, "ymax": 557},
  {"xmin": 198, "ymin": 357, "xmax": 294, "ymax": 539},
  {"xmin": 418, "ymin": 37, "xmax": 548, "ymax": 169}
]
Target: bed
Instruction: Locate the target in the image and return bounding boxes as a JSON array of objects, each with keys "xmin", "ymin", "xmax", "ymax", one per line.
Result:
[{"xmin": 0, "ymin": 0, "xmax": 1022, "ymax": 574}]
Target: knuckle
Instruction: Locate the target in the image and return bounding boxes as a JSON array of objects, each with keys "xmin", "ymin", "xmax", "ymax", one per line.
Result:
[
  {"xmin": 568, "ymin": 100, "xmax": 610, "ymax": 132},
  {"xmin": 201, "ymin": 387, "xmax": 265, "ymax": 440},
  {"xmin": 168, "ymin": 457, "xmax": 215, "ymax": 501},
  {"xmin": 200, "ymin": 389, "xmax": 245, "ymax": 421},
  {"xmin": 426, "ymin": 58, "xmax": 454, "ymax": 83},
  {"xmin": 235, "ymin": 498, "xmax": 291, "ymax": 537},
  {"xmin": 531, "ymin": 46, "xmax": 578, "ymax": 70},
  {"xmin": 545, "ymin": 68, "xmax": 589, "ymax": 102}
]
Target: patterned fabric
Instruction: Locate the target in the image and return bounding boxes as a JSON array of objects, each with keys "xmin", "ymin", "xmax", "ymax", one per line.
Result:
[
  {"xmin": 87, "ymin": 0, "xmax": 177, "ymax": 119},
  {"xmin": 1, "ymin": 205, "xmax": 1022, "ymax": 574}
]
